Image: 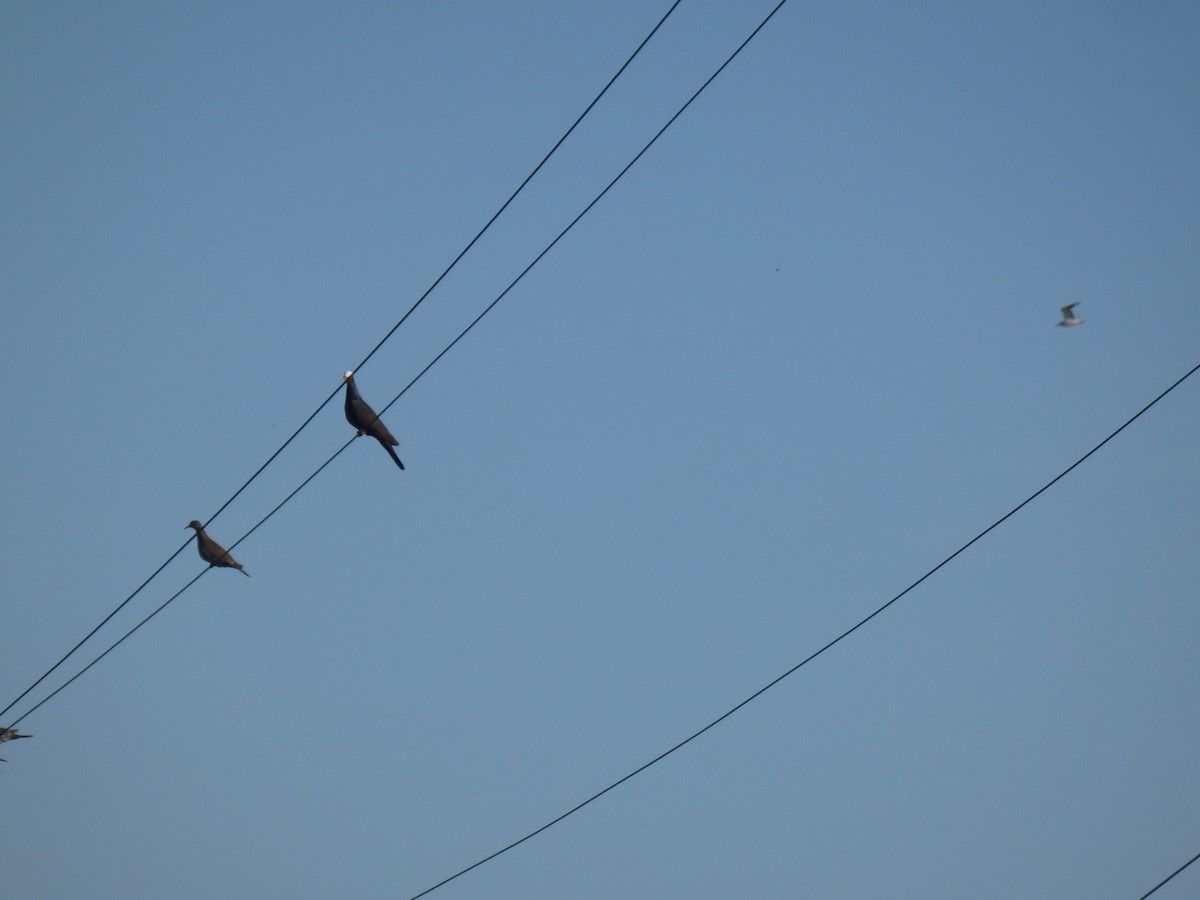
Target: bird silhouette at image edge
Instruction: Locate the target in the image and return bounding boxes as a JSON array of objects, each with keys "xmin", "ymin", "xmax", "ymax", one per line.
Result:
[
  {"xmin": 1057, "ymin": 303, "xmax": 1083, "ymax": 327},
  {"xmin": 0, "ymin": 727, "xmax": 31, "ymax": 761},
  {"xmin": 343, "ymin": 371, "xmax": 405, "ymax": 470},
  {"xmin": 187, "ymin": 521, "xmax": 250, "ymax": 576}
]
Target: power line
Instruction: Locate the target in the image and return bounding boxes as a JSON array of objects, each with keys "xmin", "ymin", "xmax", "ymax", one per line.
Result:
[
  {"xmin": 6, "ymin": 0, "xmax": 779, "ymax": 728},
  {"xmin": 7, "ymin": 569, "xmax": 210, "ymax": 729},
  {"xmin": 406, "ymin": 359, "xmax": 1200, "ymax": 899},
  {"xmin": 372, "ymin": 0, "xmax": 795, "ymax": 429},
  {"xmin": 6, "ymin": 440, "xmax": 349, "ymax": 728},
  {"xmin": 0, "ymin": 0, "xmax": 684, "ymax": 723},
  {"xmin": 0, "ymin": 541, "xmax": 192, "ymax": 721},
  {"xmin": 1139, "ymin": 848, "xmax": 1200, "ymax": 899}
]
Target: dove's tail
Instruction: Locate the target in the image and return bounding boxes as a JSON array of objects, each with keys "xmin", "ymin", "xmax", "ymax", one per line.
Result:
[{"xmin": 382, "ymin": 440, "xmax": 405, "ymax": 470}]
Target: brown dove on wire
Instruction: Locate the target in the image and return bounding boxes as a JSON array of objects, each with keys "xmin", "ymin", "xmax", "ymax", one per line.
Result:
[
  {"xmin": 187, "ymin": 521, "xmax": 250, "ymax": 576},
  {"xmin": 343, "ymin": 371, "xmax": 404, "ymax": 470}
]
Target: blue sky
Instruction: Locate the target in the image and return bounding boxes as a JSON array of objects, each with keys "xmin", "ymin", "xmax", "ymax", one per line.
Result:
[{"xmin": 3, "ymin": 2, "xmax": 1199, "ymax": 897}]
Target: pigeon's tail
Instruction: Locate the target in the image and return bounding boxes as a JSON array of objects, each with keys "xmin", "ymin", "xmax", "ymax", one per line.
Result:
[
  {"xmin": 238, "ymin": 566, "xmax": 251, "ymax": 578},
  {"xmin": 10, "ymin": 734, "xmax": 31, "ymax": 740},
  {"xmin": 381, "ymin": 439, "xmax": 405, "ymax": 470}
]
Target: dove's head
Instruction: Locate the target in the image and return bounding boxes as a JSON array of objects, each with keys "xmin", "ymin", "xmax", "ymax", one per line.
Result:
[
  {"xmin": 186, "ymin": 520, "xmax": 202, "ymax": 531},
  {"xmin": 343, "ymin": 371, "xmax": 354, "ymax": 382}
]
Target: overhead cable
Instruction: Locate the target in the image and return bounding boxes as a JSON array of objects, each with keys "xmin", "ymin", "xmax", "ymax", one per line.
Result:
[
  {"xmin": 407, "ymin": 359, "xmax": 1200, "ymax": 899},
  {"xmin": 1138, "ymin": 847, "xmax": 1200, "ymax": 899}
]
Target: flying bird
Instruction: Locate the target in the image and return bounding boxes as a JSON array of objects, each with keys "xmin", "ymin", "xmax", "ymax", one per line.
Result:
[
  {"xmin": 187, "ymin": 521, "xmax": 250, "ymax": 576},
  {"xmin": 0, "ymin": 727, "xmax": 30, "ymax": 760},
  {"xmin": 343, "ymin": 371, "xmax": 405, "ymax": 470},
  {"xmin": 1057, "ymin": 303, "xmax": 1083, "ymax": 327}
]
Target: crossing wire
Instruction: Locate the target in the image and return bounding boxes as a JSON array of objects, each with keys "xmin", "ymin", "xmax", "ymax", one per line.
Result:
[
  {"xmin": 406, "ymin": 359, "xmax": 1200, "ymax": 899},
  {"xmin": 0, "ymin": 0, "xmax": 684, "ymax": 724},
  {"xmin": 7, "ymin": 570, "xmax": 210, "ymax": 728}
]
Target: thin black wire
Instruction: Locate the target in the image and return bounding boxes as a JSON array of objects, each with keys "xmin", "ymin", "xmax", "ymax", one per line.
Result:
[
  {"xmin": 0, "ymin": 541, "xmax": 192, "ymax": 720},
  {"xmin": 406, "ymin": 359, "xmax": 1200, "ymax": 899},
  {"xmin": 0, "ymin": 0, "xmax": 683, "ymax": 723},
  {"xmin": 377, "ymin": 0, "xmax": 795, "ymax": 425},
  {"xmin": 1139, "ymin": 848, "xmax": 1200, "ymax": 899},
  {"xmin": 8, "ymin": 568, "xmax": 211, "ymax": 728},
  {"xmin": 346, "ymin": 0, "xmax": 684, "ymax": 384}
]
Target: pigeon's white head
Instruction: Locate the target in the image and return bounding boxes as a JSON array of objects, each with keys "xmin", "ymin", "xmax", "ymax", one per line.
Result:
[{"xmin": 343, "ymin": 371, "xmax": 354, "ymax": 382}]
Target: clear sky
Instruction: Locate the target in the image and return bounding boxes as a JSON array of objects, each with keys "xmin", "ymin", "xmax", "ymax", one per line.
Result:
[{"xmin": 3, "ymin": 2, "xmax": 1199, "ymax": 898}]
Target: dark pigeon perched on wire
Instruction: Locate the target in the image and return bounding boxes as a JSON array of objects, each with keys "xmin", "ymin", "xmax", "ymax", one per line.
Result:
[
  {"xmin": 187, "ymin": 521, "xmax": 250, "ymax": 577},
  {"xmin": 343, "ymin": 371, "xmax": 404, "ymax": 470},
  {"xmin": 0, "ymin": 726, "xmax": 30, "ymax": 762}
]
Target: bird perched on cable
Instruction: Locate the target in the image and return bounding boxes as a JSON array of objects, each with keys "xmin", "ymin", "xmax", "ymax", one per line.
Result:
[
  {"xmin": 0, "ymin": 726, "xmax": 30, "ymax": 761},
  {"xmin": 343, "ymin": 371, "xmax": 404, "ymax": 470},
  {"xmin": 1057, "ymin": 303, "xmax": 1083, "ymax": 327},
  {"xmin": 187, "ymin": 520, "xmax": 250, "ymax": 576}
]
